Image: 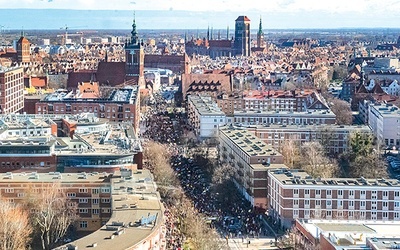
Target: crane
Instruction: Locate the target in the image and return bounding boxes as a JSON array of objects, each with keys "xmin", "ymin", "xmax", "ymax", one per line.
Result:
[{"xmin": 60, "ymin": 25, "xmax": 86, "ymax": 45}]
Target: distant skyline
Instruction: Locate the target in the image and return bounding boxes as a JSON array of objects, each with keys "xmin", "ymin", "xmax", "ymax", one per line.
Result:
[{"xmin": 0, "ymin": 0, "xmax": 399, "ymax": 30}]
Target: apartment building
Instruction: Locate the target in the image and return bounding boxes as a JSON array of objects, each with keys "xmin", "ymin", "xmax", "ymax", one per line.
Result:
[
  {"xmin": 1, "ymin": 169, "xmax": 165, "ymax": 250},
  {"xmin": 217, "ymin": 89, "xmax": 329, "ymax": 115},
  {"xmin": 0, "ymin": 66, "xmax": 24, "ymax": 114},
  {"xmin": 268, "ymin": 168, "xmax": 400, "ymax": 228},
  {"xmin": 230, "ymin": 109, "xmax": 336, "ymax": 126},
  {"xmin": 35, "ymin": 85, "xmax": 140, "ymax": 134},
  {"xmin": 368, "ymin": 103, "xmax": 400, "ymax": 147},
  {"xmin": 218, "ymin": 125, "xmax": 286, "ymax": 210},
  {"xmin": 187, "ymin": 95, "xmax": 226, "ymax": 137},
  {"xmin": 247, "ymin": 124, "xmax": 371, "ymax": 155},
  {"xmin": 0, "ymin": 113, "xmax": 142, "ymax": 172}
]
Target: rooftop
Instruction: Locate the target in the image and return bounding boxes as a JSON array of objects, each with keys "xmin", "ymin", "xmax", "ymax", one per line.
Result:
[
  {"xmin": 370, "ymin": 103, "xmax": 400, "ymax": 117},
  {"xmin": 233, "ymin": 109, "xmax": 335, "ymax": 117},
  {"xmin": 270, "ymin": 168, "xmax": 400, "ymax": 187},
  {"xmin": 52, "ymin": 169, "xmax": 164, "ymax": 250},
  {"xmin": 249, "ymin": 123, "xmax": 370, "ymax": 132},
  {"xmin": 188, "ymin": 95, "xmax": 226, "ymax": 116},
  {"xmin": 219, "ymin": 125, "xmax": 282, "ymax": 158}
]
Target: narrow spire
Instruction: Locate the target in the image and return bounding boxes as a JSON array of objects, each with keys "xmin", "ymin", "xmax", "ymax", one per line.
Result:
[
  {"xmin": 258, "ymin": 16, "xmax": 263, "ymax": 35},
  {"xmin": 226, "ymin": 25, "xmax": 229, "ymax": 40},
  {"xmin": 218, "ymin": 30, "xmax": 221, "ymax": 40},
  {"xmin": 207, "ymin": 25, "xmax": 210, "ymax": 40},
  {"xmin": 211, "ymin": 27, "xmax": 213, "ymax": 40},
  {"xmin": 130, "ymin": 11, "xmax": 138, "ymax": 45},
  {"xmin": 184, "ymin": 31, "xmax": 187, "ymax": 43}
]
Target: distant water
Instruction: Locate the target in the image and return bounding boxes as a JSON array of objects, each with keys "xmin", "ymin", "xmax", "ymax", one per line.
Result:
[{"xmin": 0, "ymin": 9, "xmax": 399, "ymax": 30}]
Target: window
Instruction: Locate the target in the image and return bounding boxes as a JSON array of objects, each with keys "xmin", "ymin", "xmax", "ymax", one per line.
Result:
[
  {"xmin": 372, "ymin": 191, "xmax": 377, "ymax": 199},
  {"xmin": 79, "ymin": 221, "xmax": 88, "ymax": 228},
  {"xmin": 383, "ymin": 191, "xmax": 389, "ymax": 198},
  {"xmin": 349, "ymin": 190, "xmax": 354, "ymax": 197},
  {"xmin": 371, "ymin": 211, "xmax": 377, "ymax": 220},
  {"xmin": 338, "ymin": 190, "xmax": 343, "ymax": 197},
  {"xmin": 101, "ymin": 187, "xmax": 110, "ymax": 193},
  {"xmin": 93, "ymin": 209, "xmax": 100, "ymax": 214},
  {"xmin": 395, "ymin": 191, "xmax": 400, "ymax": 198},
  {"xmin": 17, "ymin": 193, "xmax": 25, "ymax": 197},
  {"xmin": 360, "ymin": 211, "xmax": 366, "ymax": 218},
  {"xmin": 395, "ymin": 201, "xmax": 400, "ymax": 208},
  {"xmin": 383, "ymin": 201, "xmax": 388, "ymax": 209},
  {"xmin": 315, "ymin": 200, "xmax": 321, "ymax": 206},
  {"xmin": 5, "ymin": 188, "xmax": 14, "ymax": 193},
  {"xmin": 349, "ymin": 200, "xmax": 354, "ymax": 208},
  {"xmin": 315, "ymin": 189, "xmax": 321, "ymax": 196},
  {"xmin": 293, "ymin": 210, "xmax": 299, "ymax": 218},
  {"xmin": 293, "ymin": 189, "xmax": 299, "ymax": 196},
  {"xmin": 67, "ymin": 193, "xmax": 76, "ymax": 198},
  {"xmin": 395, "ymin": 212, "xmax": 400, "ymax": 220},
  {"xmin": 79, "ymin": 188, "xmax": 88, "ymax": 193},
  {"xmin": 326, "ymin": 211, "xmax": 332, "ymax": 217},
  {"xmin": 304, "ymin": 189, "xmax": 310, "ymax": 196},
  {"xmin": 360, "ymin": 201, "xmax": 366, "ymax": 208},
  {"xmin": 102, "ymin": 208, "xmax": 111, "ymax": 213},
  {"xmin": 304, "ymin": 200, "xmax": 310, "ymax": 207},
  {"xmin": 326, "ymin": 190, "xmax": 332, "ymax": 196},
  {"xmin": 79, "ymin": 208, "xmax": 88, "ymax": 213},
  {"xmin": 326, "ymin": 200, "xmax": 332, "ymax": 206},
  {"xmin": 92, "ymin": 188, "xmax": 100, "ymax": 194},
  {"xmin": 101, "ymin": 198, "xmax": 110, "ymax": 203},
  {"xmin": 338, "ymin": 200, "xmax": 343, "ymax": 207},
  {"xmin": 93, "ymin": 199, "xmax": 99, "ymax": 205},
  {"xmin": 383, "ymin": 212, "xmax": 388, "ymax": 219},
  {"xmin": 293, "ymin": 199, "xmax": 299, "ymax": 207},
  {"xmin": 349, "ymin": 211, "xmax": 354, "ymax": 218},
  {"xmin": 371, "ymin": 201, "xmax": 377, "ymax": 210},
  {"xmin": 79, "ymin": 198, "xmax": 88, "ymax": 203},
  {"xmin": 360, "ymin": 190, "xmax": 366, "ymax": 197}
]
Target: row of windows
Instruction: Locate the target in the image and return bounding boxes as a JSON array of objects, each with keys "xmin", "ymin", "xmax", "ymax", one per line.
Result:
[
  {"xmin": 293, "ymin": 189, "xmax": 395, "ymax": 197},
  {"xmin": 78, "ymin": 208, "xmax": 111, "ymax": 214},
  {"xmin": 78, "ymin": 198, "xmax": 110, "ymax": 203},
  {"xmin": 293, "ymin": 210, "xmax": 400, "ymax": 220},
  {"xmin": 67, "ymin": 188, "xmax": 110, "ymax": 197},
  {"xmin": 293, "ymin": 199, "xmax": 400, "ymax": 208}
]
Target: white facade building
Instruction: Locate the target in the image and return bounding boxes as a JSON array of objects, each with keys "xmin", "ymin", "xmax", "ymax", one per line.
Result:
[
  {"xmin": 368, "ymin": 103, "xmax": 400, "ymax": 147},
  {"xmin": 187, "ymin": 95, "xmax": 226, "ymax": 138}
]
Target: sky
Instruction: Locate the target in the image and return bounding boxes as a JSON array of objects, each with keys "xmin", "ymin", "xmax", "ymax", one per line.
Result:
[{"xmin": 0, "ymin": 0, "xmax": 400, "ymax": 29}]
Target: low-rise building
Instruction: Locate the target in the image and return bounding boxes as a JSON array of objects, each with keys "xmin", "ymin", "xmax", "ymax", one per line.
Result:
[
  {"xmin": 219, "ymin": 125, "xmax": 285, "ymax": 210},
  {"xmin": 368, "ymin": 103, "xmax": 400, "ymax": 147},
  {"xmin": 230, "ymin": 109, "xmax": 336, "ymax": 126},
  {"xmin": 187, "ymin": 95, "xmax": 226, "ymax": 138},
  {"xmin": 268, "ymin": 168, "xmax": 400, "ymax": 229},
  {"xmin": 247, "ymin": 124, "xmax": 371, "ymax": 155},
  {"xmin": 0, "ymin": 169, "xmax": 165, "ymax": 250},
  {"xmin": 35, "ymin": 85, "xmax": 140, "ymax": 135}
]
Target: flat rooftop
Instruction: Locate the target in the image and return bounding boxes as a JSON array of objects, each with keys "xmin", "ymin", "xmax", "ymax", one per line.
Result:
[
  {"xmin": 270, "ymin": 168, "xmax": 400, "ymax": 187},
  {"xmin": 188, "ymin": 95, "xmax": 225, "ymax": 116},
  {"xmin": 219, "ymin": 125, "xmax": 282, "ymax": 158},
  {"xmin": 248, "ymin": 123, "xmax": 371, "ymax": 132},
  {"xmin": 0, "ymin": 171, "xmax": 110, "ymax": 183},
  {"xmin": 55, "ymin": 169, "xmax": 164, "ymax": 250},
  {"xmin": 233, "ymin": 109, "xmax": 336, "ymax": 117}
]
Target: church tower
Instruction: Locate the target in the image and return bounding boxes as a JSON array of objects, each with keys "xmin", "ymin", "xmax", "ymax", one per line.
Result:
[
  {"xmin": 257, "ymin": 17, "xmax": 265, "ymax": 48},
  {"xmin": 125, "ymin": 13, "xmax": 144, "ymax": 86},
  {"xmin": 17, "ymin": 33, "xmax": 30, "ymax": 63},
  {"xmin": 234, "ymin": 16, "xmax": 251, "ymax": 56}
]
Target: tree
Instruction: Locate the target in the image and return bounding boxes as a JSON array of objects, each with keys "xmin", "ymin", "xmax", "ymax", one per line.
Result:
[
  {"xmin": 300, "ymin": 141, "xmax": 339, "ymax": 178},
  {"xmin": 26, "ymin": 182, "xmax": 78, "ymax": 250},
  {"xmin": 0, "ymin": 200, "xmax": 32, "ymax": 250},
  {"xmin": 343, "ymin": 132, "xmax": 388, "ymax": 178},
  {"xmin": 329, "ymin": 98, "xmax": 353, "ymax": 125},
  {"xmin": 280, "ymin": 136, "xmax": 301, "ymax": 168}
]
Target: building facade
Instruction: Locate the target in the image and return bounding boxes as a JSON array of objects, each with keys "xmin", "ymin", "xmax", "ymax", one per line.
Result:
[
  {"xmin": 125, "ymin": 16, "xmax": 145, "ymax": 86},
  {"xmin": 368, "ymin": 103, "xmax": 400, "ymax": 147},
  {"xmin": 268, "ymin": 168, "xmax": 400, "ymax": 228},
  {"xmin": 219, "ymin": 125, "xmax": 285, "ymax": 210},
  {"xmin": 234, "ymin": 16, "xmax": 251, "ymax": 56},
  {"xmin": 187, "ymin": 95, "xmax": 226, "ymax": 137},
  {"xmin": 0, "ymin": 66, "xmax": 24, "ymax": 114}
]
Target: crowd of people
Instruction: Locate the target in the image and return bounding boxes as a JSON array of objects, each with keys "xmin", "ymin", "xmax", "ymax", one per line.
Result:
[{"xmin": 141, "ymin": 91, "xmax": 268, "ymax": 249}]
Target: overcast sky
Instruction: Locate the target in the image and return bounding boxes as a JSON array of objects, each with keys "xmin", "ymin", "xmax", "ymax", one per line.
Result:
[{"xmin": 0, "ymin": 0, "xmax": 399, "ymax": 29}]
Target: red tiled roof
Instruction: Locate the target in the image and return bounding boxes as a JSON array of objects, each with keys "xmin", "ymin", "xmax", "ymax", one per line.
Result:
[
  {"xmin": 31, "ymin": 77, "xmax": 46, "ymax": 88},
  {"xmin": 236, "ymin": 16, "xmax": 251, "ymax": 22}
]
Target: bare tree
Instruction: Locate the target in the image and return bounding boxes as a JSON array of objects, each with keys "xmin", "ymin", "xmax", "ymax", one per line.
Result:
[
  {"xmin": 300, "ymin": 141, "xmax": 339, "ymax": 178},
  {"xmin": 0, "ymin": 200, "xmax": 32, "ymax": 250},
  {"xmin": 26, "ymin": 182, "xmax": 78, "ymax": 250},
  {"xmin": 280, "ymin": 136, "xmax": 301, "ymax": 168},
  {"xmin": 329, "ymin": 98, "xmax": 353, "ymax": 125}
]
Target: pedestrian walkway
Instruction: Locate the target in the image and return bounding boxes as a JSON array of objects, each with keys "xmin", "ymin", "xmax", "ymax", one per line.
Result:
[{"xmin": 227, "ymin": 236, "xmax": 278, "ymax": 250}]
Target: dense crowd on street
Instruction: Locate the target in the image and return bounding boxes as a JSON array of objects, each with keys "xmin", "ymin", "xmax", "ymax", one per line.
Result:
[{"xmin": 141, "ymin": 90, "xmax": 268, "ymax": 249}]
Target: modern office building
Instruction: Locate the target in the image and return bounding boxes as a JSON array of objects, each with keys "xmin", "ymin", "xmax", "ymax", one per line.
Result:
[{"xmin": 367, "ymin": 103, "xmax": 400, "ymax": 147}]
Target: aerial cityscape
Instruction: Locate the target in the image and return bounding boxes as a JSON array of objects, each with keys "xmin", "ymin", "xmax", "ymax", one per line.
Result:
[{"xmin": 1, "ymin": 1, "xmax": 400, "ymax": 250}]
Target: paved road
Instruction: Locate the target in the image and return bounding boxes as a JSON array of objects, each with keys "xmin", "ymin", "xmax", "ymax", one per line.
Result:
[{"xmin": 227, "ymin": 237, "xmax": 278, "ymax": 250}]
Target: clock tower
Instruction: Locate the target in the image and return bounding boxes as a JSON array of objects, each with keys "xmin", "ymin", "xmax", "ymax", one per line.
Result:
[{"xmin": 125, "ymin": 13, "xmax": 144, "ymax": 86}]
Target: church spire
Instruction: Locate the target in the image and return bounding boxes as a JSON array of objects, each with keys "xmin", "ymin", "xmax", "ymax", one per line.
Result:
[
  {"xmin": 207, "ymin": 25, "xmax": 210, "ymax": 40},
  {"xmin": 130, "ymin": 11, "xmax": 139, "ymax": 45},
  {"xmin": 258, "ymin": 16, "xmax": 263, "ymax": 36},
  {"xmin": 226, "ymin": 25, "xmax": 229, "ymax": 40}
]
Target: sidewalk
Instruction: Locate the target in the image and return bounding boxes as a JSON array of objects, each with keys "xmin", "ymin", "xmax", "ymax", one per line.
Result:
[{"xmin": 227, "ymin": 236, "xmax": 279, "ymax": 250}]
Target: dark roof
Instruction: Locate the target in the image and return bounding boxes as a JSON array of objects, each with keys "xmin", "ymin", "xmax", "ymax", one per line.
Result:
[
  {"xmin": 96, "ymin": 62, "xmax": 126, "ymax": 86},
  {"xmin": 235, "ymin": 16, "xmax": 251, "ymax": 22},
  {"xmin": 67, "ymin": 71, "xmax": 94, "ymax": 89},
  {"xmin": 208, "ymin": 40, "xmax": 232, "ymax": 48}
]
